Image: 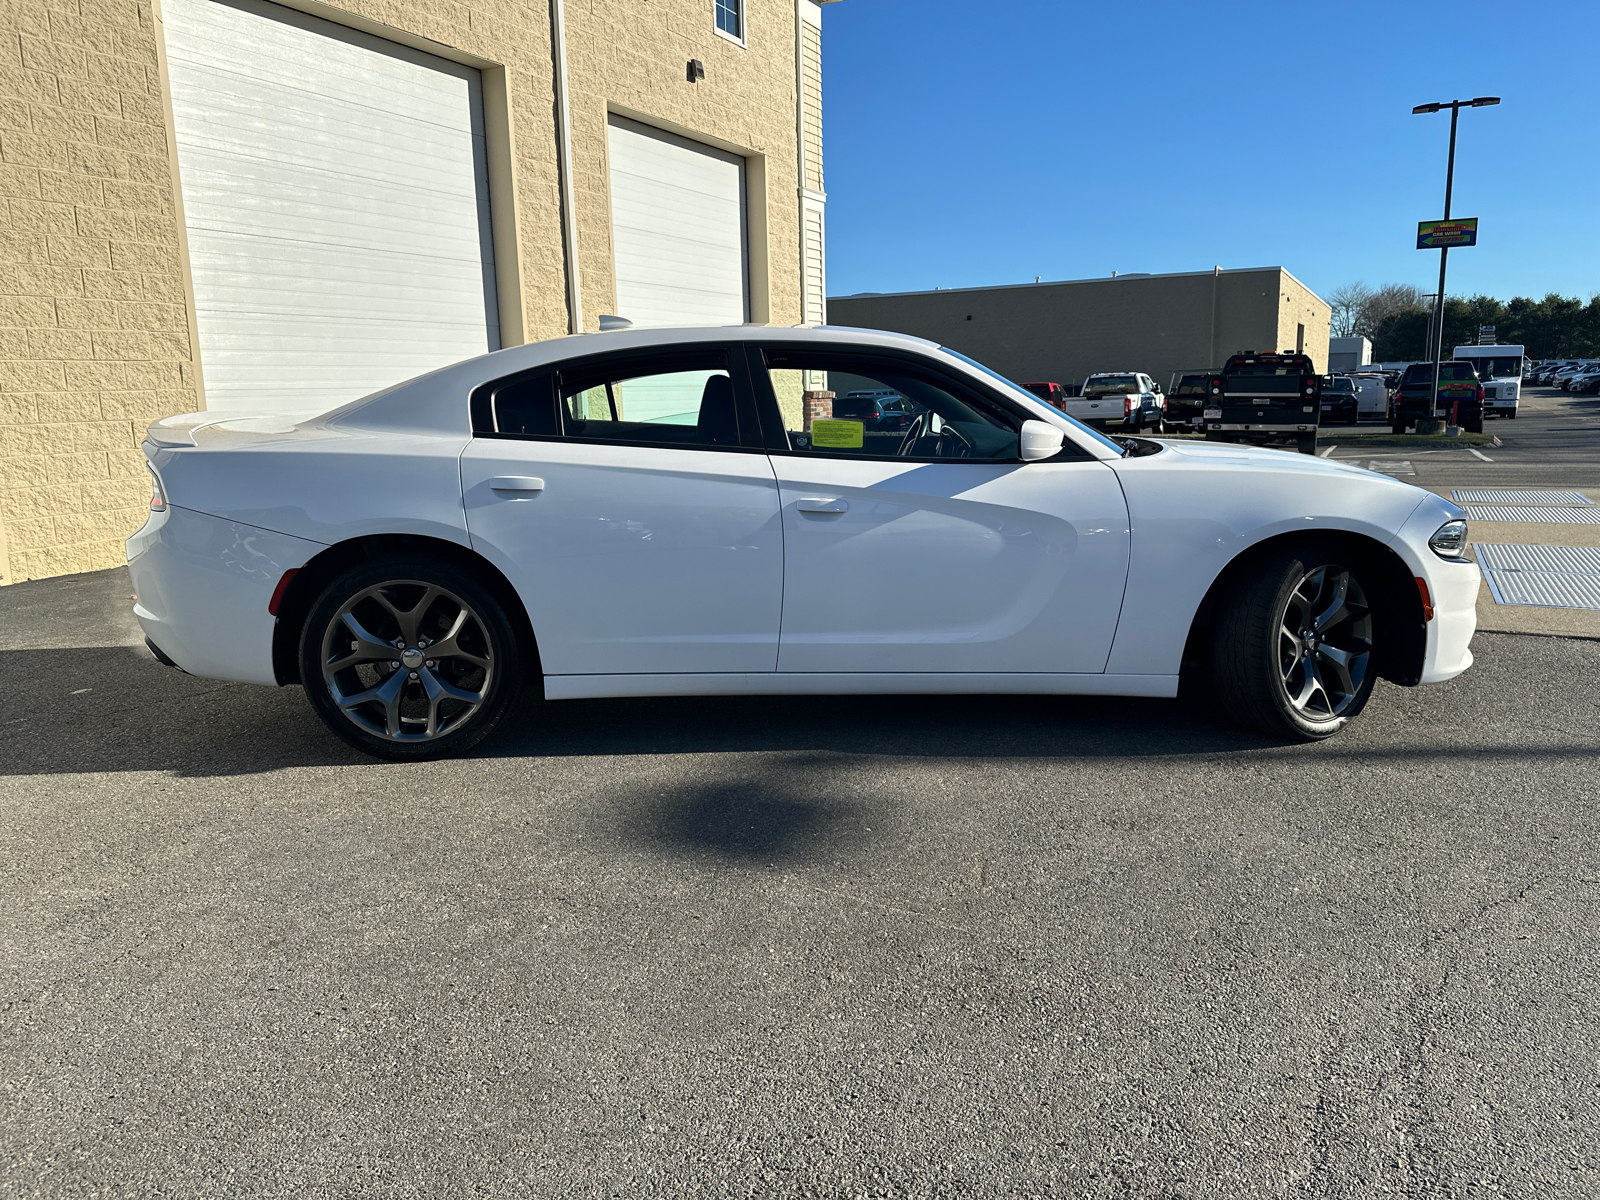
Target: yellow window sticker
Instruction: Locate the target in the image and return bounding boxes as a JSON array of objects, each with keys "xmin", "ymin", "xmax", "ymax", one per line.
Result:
[{"xmin": 810, "ymin": 419, "xmax": 864, "ymax": 449}]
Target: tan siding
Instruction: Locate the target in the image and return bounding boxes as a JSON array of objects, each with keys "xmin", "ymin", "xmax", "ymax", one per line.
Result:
[
  {"xmin": 800, "ymin": 19, "xmax": 821, "ymax": 192},
  {"xmin": 802, "ymin": 202, "xmax": 824, "ymax": 323}
]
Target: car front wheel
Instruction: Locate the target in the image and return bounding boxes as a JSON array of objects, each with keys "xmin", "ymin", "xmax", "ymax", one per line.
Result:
[
  {"xmin": 1210, "ymin": 542, "xmax": 1377, "ymax": 741},
  {"xmin": 299, "ymin": 556, "xmax": 523, "ymax": 760}
]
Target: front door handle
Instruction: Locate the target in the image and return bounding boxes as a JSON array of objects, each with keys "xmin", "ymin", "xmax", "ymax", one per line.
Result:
[
  {"xmin": 796, "ymin": 498, "xmax": 848, "ymax": 514},
  {"xmin": 489, "ymin": 476, "xmax": 545, "ymax": 492}
]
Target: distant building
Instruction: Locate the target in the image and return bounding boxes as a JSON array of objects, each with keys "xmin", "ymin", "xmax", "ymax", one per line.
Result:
[
  {"xmin": 827, "ymin": 267, "xmax": 1331, "ymax": 389},
  {"xmin": 1328, "ymin": 337, "xmax": 1374, "ymax": 372}
]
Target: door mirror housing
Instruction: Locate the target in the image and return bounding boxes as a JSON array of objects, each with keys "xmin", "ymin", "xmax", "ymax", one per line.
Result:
[{"xmin": 1019, "ymin": 419, "xmax": 1066, "ymax": 462}]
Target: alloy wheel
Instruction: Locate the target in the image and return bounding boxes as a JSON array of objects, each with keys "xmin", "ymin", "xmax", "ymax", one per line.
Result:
[
  {"xmin": 319, "ymin": 579, "xmax": 493, "ymax": 742},
  {"xmin": 1277, "ymin": 565, "xmax": 1372, "ymax": 720}
]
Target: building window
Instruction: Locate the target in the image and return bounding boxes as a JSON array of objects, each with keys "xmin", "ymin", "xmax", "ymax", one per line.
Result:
[{"xmin": 715, "ymin": 0, "xmax": 742, "ymax": 40}]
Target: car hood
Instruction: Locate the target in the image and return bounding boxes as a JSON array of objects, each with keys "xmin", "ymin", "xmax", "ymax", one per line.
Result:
[{"xmin": 1136, "ymin": 437, "xmax": 1390, "ymax": 482}]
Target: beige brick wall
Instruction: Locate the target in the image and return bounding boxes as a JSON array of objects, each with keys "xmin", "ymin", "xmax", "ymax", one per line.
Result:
[
  {"xmin": 0, "ymin": 0, "xmax": 810, "ymax": 582},
  {"xmin": 1277, "ymin": 270, "xmax": 1331, "ymax": 374},
  {"xmin": 0, "ymin": 0, "xmax": 201, "ymax": 583}
]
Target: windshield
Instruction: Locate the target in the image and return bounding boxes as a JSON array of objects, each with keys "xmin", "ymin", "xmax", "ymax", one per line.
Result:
[
  {"xmin": 1083, "ymin": 374, "xmax": 1140, "ymax": 395},
  {"xmin": 1463, "ymin": 355, "xmax": 1522, "ymax": 378},
  {"xmin": 1323, "ymin": 378, "xmax": 1355, "ymax": 394},
  {"xmin": 939, "ymin": 347, "xmax": 1126, "ymax": 456},
  {"xmin": 1403, "ymin": 363, "xmax": 1478, "ymax": 383}
]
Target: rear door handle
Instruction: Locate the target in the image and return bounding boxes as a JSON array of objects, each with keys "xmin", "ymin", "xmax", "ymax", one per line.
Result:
[
  {"xmin": 489, "ymin": 476, "xmax": 545, "ymax": 492},
  {"xmin": 796, "ymin": 498, "xmax": 848, "ymax": 514}
]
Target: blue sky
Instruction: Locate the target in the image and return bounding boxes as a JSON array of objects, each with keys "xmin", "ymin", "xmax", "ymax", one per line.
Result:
[{"xmin": 821, "ymin": 0, "xmax": 1600, "ymax": 305}]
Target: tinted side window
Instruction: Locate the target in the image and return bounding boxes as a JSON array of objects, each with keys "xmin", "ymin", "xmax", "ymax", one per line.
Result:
[{"xmin": 761, "ymin": 349, "xmax": 1022, "ymax": 461}]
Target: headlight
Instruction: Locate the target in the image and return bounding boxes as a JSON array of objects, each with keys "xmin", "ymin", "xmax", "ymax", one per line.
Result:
[
  {"xmin": 146, "ymin": 462, "xmax": 167, "ymax": 512},
  {"xmin": 1429, "ymin": 519, "xmax": 1468, "ymax": 559}
]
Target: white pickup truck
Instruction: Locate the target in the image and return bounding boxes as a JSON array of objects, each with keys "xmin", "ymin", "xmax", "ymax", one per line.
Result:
[{"xmin": 1067, "ymin": 372, "xmax": 1165, "ymax": 432}]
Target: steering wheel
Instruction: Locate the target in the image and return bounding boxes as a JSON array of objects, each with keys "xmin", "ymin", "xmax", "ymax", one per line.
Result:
[{"xmin": 895, "ymin": 411, "xmax": 973, "ymax": 457}]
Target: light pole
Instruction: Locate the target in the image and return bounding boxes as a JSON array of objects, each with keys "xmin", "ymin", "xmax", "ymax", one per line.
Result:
[{"xmin": 1413, "ymin": 96, "xmax": 1499, "ymax": 423}]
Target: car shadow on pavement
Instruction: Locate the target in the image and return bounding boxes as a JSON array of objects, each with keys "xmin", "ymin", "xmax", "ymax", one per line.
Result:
[
  {"xmin": 4, "ymin": 635, "xmax": 1590, "ymax": 780},
  {"xmin": 0, "ymin": 638, "xmax": 1287, "ymax": 779}
]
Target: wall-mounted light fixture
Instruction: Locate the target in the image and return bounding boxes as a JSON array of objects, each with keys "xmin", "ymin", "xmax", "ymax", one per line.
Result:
[{"xmin": 687, "ymin": 59, "xmax": 705, "ymax": 83}]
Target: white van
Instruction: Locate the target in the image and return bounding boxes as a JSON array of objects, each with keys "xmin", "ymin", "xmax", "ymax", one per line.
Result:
[{"xmin": 1347, "ymin": 374, "xmax": 1389, "ymax": 420}]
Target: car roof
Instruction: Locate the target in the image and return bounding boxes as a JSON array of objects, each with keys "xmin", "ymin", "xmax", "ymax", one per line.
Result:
[{"xmin": 320, "ymin": 324, "xmax": 942, "ymax": 434}]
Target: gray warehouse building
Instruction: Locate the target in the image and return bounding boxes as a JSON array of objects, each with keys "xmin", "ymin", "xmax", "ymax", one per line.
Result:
[{"xmin": 828, "ymin": 267, "xmax": 1332, "ymax": 389}]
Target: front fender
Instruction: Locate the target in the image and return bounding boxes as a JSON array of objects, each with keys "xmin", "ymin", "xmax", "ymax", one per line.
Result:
[{"xmin": 1104, "ymin": 446, "xmax": 1429, "ymax": 676}]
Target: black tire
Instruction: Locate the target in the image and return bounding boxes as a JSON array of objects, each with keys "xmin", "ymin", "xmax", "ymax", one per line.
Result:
[
  {"xmin": 1209, "ymin": 541, "xmax": 1378, "ymax": 741},
  {"xmin": 1296, "ymin": 433, "xmax": 1318, "ymax": 455},
  {"xmin": 1391, "ymin": 420, "xmax": 1407, "ymax": 435},
  {"xmin": 1465, "ymin": 415, "xmax": 1484, "ymax": 434},
  {"xmin": 1507, "ymin": 408, "xmax": 1517, "ymax": 419},
  {"xmin": 299, "ymin": 556, "xmax": 524, "ymax": 761}
]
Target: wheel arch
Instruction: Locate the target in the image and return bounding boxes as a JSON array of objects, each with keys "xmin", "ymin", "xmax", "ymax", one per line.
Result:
[
  {"xmin": 1178, "ymin": 528, "xmax": 1427, "ymax": 691},
  {"xmin": 271, "ymin": 534, "xmax": 541, "ymax": 686}
]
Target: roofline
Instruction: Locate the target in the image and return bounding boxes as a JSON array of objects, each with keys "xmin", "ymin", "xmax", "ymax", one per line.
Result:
[{"xmin": 828, "ymin": 265, "xmax": 1317, "ymax": 304}]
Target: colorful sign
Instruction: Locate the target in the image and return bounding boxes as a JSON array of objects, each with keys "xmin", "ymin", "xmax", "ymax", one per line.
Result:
[
  {"xmin": 1417, "ymin": 218, "xmax": 1478, "ymax": 249},
  {"xmin": 810, "ymin": 419, "xmax": 864, "ymax": 449}
]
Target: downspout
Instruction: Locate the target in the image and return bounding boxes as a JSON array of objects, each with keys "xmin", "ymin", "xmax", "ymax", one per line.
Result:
[
  {"xmin": 551, "ymin": 0, "xmax": 582, "ymax": 333},
  {"xmin": 1209, "ymin": 265, "xmax": 1220, "ymax": 368}
]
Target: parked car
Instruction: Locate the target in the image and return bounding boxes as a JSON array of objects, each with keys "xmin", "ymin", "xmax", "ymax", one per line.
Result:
[
  {"xmin": 1068, "ymin": 372, "xmax": 1165, "ymax": 431},
  {"xmin": 1166, "ymin": 373, "xmax": 1214, "ymax": 429},
  {"xmin": 1021, "ymin": 381, "xmax": 1070, "ymax": 410},
  {"xmin": 1565, "ymin": 367, "xmax": 1600, "ymax": 394},
  {"xmin": 1392, "ymin": 361, "xmax": 1484, "ymax": 433},
  {"xmin": 834, "ymin": 389, "xmax": 916, "ymax": 431},
  {"xmin": 1540, "ymin": 361, "xmax": 1587, "ymax": 386},
  {"xmin": 1319, "ymin": 376, "xmax": 1359, "ymax": 425},
  {"xmin": 1203, "ymin": 351, "xmax": 1321, "ymax": 454},
  {"xmin": 1347, "ymin": 373, "xmax": 1390, "ymax": 421},
  {"xmin": 125, "ymin": 325, "xmax": 1478, "ymax": 757}
]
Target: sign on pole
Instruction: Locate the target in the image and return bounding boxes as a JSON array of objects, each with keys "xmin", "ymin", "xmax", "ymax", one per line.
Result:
[
  {"xmin": 1478, "ymin": 324, "xmax": 1496, "ymax": 345},
  {"xmin": 1417, "ymin": 218, "xmax": 1478, "ymax": 248}
]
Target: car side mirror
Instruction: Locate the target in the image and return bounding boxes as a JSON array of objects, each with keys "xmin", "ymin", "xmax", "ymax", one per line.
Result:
[{"xmin": 1019, "ymin": 419, "xmax": 1065, "ymax": 462}]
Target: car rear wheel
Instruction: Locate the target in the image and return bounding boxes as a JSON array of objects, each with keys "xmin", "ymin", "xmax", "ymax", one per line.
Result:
[
  {"xmin": 299, "ymin": 556, "xmax": 523, "ymax": 761},
  {"xmin": 1391, "ymin": 420, "xmax": 1407, "ymax": 435},
  {"xmin": 1210, "ymin": 542, "xmax": 1377, "ymax": 741}
]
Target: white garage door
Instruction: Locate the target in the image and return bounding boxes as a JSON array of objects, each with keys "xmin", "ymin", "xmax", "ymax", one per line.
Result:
[
  {"xmin": 607, "ymin": 116, "xmax": 748, "ymax": 328},
  {"xmin": 161, "ymin": 0, "xmax": 499, "ymax": 415}
]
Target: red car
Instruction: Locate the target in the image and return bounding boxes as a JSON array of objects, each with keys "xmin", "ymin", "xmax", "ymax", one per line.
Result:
[{"xmin": 1022, "ymin": 381, "xmax": 1071, "ymax": 410}]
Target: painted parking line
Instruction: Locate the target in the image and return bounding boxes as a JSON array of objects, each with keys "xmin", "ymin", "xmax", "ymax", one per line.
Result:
[
  {"xmin": 1318, "ymin": 445, "xmax": 1336, "ymax": 458},
  {"xmin": 1468, "ymin": 448, "xmax": 1494, "ymax": 462}
]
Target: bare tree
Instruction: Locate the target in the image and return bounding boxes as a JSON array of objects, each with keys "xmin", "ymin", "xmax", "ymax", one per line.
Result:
[
  {"xmin": 1329, "ymin": 281, "xmax": 1374, "ymax": 337},
  {"xmin": 1357, "ymin": 283, "xmax": 1428, "ymax": 338}
]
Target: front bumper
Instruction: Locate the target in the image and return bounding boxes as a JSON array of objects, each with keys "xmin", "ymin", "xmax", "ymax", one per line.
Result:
[
  {"xmin": 1388, "ymin": 499, "xmax": 1480, "ymax": 685},
  {"xmin": 126, "ymin": 504, "xmax": 325, "ymax": 686}
]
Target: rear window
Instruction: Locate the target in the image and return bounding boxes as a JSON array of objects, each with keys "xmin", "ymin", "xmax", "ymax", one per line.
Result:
[
  {"xmin": 1403, "ymin": 363, "xmax": 1478, "ymax": 383},
  {"xmin": 832, "ymin": 397, "xmax": 881, "ymax": 418},
  {"xmin": 1083, "ymin": 374, "xmax": 1139, "ymax": 395},
  {"xmin": 1323, "ymin": 378, "xmax": 1355, "ymax": 394},
  {"xmin": 1173, "ymin": 375, "xmax": 1210, "ymax": 395}
]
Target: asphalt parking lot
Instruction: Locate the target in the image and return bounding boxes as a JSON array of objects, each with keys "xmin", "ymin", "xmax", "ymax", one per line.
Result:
[{"xmin": 4, "ymin": 555, "xmax": 1599, "ymax": 1196}]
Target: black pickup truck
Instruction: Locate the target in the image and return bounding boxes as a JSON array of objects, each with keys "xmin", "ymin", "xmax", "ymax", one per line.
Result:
[
  {"xmin": 1202, "ymin": 352, "xmax": 1322, "ymax": 454},
  {"xmin": 1391, "ymin": 361, "xmax": 1484, "ymax": 434}
]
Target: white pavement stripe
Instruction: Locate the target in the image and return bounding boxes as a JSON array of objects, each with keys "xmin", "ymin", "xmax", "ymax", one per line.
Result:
[
  {"xmin": 1318, "ymin": 445, "xmax": 1336, "ymax": 458},
  {"xmin": 1468, "ymin": 448, "xmax": 1494, "ymax": 462}
]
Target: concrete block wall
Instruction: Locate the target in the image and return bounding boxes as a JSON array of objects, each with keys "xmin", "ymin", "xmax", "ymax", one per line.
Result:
[{"xmin": 1, "ymin": 0, "xmax": 200, "ymax": 583}]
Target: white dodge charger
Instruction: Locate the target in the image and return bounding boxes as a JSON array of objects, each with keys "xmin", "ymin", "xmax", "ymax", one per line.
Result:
[{"xmin": 126, "ymin": 326, "xmax": 1478, "ymax": 759}]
